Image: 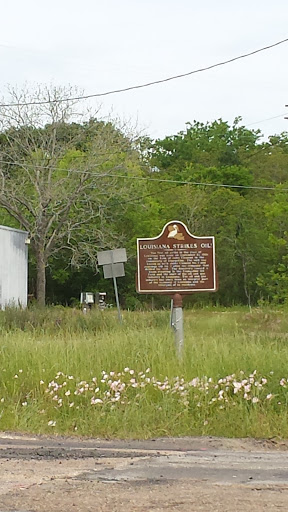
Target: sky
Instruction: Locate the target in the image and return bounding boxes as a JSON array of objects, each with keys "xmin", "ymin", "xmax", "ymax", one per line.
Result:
[{"xmin": 1, "ymin": 0, "xmax": 287, "ymax": 141}]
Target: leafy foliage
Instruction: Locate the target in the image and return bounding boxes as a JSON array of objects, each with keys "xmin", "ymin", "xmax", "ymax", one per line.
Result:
[{"xmin": 1, "ymin": 93, "xmax": 288, "ymax": 307}]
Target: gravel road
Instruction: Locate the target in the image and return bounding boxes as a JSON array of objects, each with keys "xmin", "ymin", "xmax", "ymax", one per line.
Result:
[{"xmin": 0, "ymin": 433, "xmax": 288, "ymax": 511}]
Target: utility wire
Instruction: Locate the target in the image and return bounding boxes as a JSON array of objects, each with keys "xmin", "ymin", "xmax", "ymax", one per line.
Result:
[
  {"xmin": 1, "ymin": 37, "xmax": 288, "ymax": 107},
  {"xmin": 246, "ymin": 113, "xmax": 288, "ymax": 126},
  {"xmin": 98, "ymin": 184, "xmax": 178, "ymax": 209},
  {"xmin": 87, "ymin": 173, "xmax": 288, "ymax": 191},
  {"xmin": 0, "ymin": 159, "xmax": 287, "ymax": 191}
]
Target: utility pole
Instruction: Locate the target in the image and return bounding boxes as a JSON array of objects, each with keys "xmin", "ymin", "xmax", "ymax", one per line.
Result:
[{"xmin": 285, "ymin": 105, "xmax": 288, "ymax": 120}]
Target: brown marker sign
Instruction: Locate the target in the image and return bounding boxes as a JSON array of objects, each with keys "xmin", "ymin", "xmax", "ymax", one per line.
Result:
[{"xmin": 137, "ymin": 221, "xmax": 217, "ymax": 294}]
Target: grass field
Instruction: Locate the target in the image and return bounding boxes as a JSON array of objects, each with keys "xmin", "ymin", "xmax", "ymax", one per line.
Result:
[{"xmin": 0, "ymin": 306, "xmax": 288, "ymax": 439}]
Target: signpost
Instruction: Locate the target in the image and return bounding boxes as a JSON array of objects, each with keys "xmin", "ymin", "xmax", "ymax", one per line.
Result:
[
  {"xmin": 137, "ymin": 221, "xmax": 217, "ymax": 357},
  {"xmin": 97, "ymin": 248, "xmax": 127, "ymax": 323}
]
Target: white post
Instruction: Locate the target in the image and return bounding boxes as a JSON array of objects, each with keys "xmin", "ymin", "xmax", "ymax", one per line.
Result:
[
  {"xmin": 171, "ymin": 294, "xmax": 184, "ymax": 358},
  {"xmin": 113, "ymin": 275, "xmax": 122, "ymax": 324}
]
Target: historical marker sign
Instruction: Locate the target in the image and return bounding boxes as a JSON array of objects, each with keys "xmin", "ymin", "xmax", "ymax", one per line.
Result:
[{"xmin": 137, "ymin": 221, "xmax": 217, "ymax": 294}]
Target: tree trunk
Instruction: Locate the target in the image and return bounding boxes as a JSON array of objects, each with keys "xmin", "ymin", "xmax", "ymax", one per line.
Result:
[{"xmin": 36, "ymin": 246, "xmax": 46, "ymax": 306}]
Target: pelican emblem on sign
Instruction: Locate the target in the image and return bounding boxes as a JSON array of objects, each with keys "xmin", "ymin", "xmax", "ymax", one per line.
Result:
[{"xmin": 167, "ymin": 224, "xmax": 185, "ymax": 240}]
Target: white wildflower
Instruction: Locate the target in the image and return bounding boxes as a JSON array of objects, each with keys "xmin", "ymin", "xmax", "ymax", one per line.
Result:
[{"xmin": 91, "ymin": 397, "xmax": 103, "ymax": 405}]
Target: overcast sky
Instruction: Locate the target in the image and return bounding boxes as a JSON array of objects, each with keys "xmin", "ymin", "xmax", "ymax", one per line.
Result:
[{"xmin": 1, "ymin": 0, "xmax": 287, "ymax": 140}]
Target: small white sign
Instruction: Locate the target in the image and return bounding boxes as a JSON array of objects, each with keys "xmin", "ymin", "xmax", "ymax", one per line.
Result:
[{"xmin": 97, "ymin": 248, "xmax": 127, "ymax": 265}]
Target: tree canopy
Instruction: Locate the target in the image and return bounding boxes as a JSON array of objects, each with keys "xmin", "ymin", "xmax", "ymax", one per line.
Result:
[{"xmin": 1, "ymin": 88, "xmax": 288, "ymax": 308}]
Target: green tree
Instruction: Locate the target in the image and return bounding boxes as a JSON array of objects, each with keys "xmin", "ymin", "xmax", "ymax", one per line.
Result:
[
  {"xmin": 150, "ymin": 118, "xmax": 261, "ymax": 179},
  {"xmin": 256, "ymin": 185, "xmax": 288, "ymax": 303},
  {"xmin": 0, "ymin": 86, "xmax": 141, "ymax": 305}
]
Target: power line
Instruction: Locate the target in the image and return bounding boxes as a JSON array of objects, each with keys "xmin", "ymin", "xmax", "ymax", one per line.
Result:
[
  {"xmin": 1, "ymin": 37, "xmax": 288, "ymax": 107},
  {"xmin": 1, "ymin": 159, "xmax": 287, "ymax": 191},
  {"xmin": 0, "ymin": 158, "xmax": 127, "ymax": 173},
  {"xmin": 90, "ymin": 173, "xmax": 288, "ymax": 191},
  {"xmin": 98, "ymin": 184, "xmax": 178, "ymax": 209},
  {"xmin": 246, "ymin": 113, "xmax": 288, "ymax": 126}
]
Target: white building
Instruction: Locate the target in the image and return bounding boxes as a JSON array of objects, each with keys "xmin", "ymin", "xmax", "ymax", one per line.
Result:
[{"xmin": 0, "ymin": 225, "xmax": 29, "ymax": 309}]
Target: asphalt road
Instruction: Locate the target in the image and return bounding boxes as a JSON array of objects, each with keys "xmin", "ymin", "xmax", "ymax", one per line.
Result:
[{"xmin": 0, "ymin": 433, "xmax": 288, "ymax": 511}]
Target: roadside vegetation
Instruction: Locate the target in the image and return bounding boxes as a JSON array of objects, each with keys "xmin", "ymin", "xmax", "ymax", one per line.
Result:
[
  {"xmin": 1, "ymin": 85, "xmax": 288, "ymax": 309},
  {"xmin": 1, "ymin": 306, "xmax": 288, "ymax": 439},
  {"xmin": 1, "ymin": 86, "xmax": 288, "ymax": 438}
]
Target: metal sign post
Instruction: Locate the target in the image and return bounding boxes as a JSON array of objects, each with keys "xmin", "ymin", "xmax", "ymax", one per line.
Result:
[
  {"xmin": 97, "ymin": 248, "xmax": 127, "ymax": 324},
  {"xmin": 112, "ymin": 273, "xmax": 122, "ymax": 324},
  {"xmin": 111, "ymin": 253, "xmax": 122, "ymax": 324},
  {"xmin": 171, "ymin": 294, "xmax": 184, "ymax": 358}
]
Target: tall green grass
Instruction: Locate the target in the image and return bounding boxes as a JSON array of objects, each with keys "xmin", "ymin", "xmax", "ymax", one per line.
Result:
[{"xmin": 0, "ymin": 306, "xmax": 288, "ymax": 438}]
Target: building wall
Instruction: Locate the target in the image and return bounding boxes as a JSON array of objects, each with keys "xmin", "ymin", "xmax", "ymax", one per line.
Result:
[{"xmin": 0, "ymin": 225, "xmax": 28, "ymax": 309}]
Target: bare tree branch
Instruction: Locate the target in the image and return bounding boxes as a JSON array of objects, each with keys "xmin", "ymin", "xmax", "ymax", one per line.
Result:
[{"xmin": 0, "ymin": 85, "xmax": 137, "ymax": 304}]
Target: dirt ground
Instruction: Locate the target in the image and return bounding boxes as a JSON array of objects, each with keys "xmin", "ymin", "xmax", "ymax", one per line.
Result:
[{"xmin": 0, "ymin": 433, "xmax": 288, "ymax": 511}]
